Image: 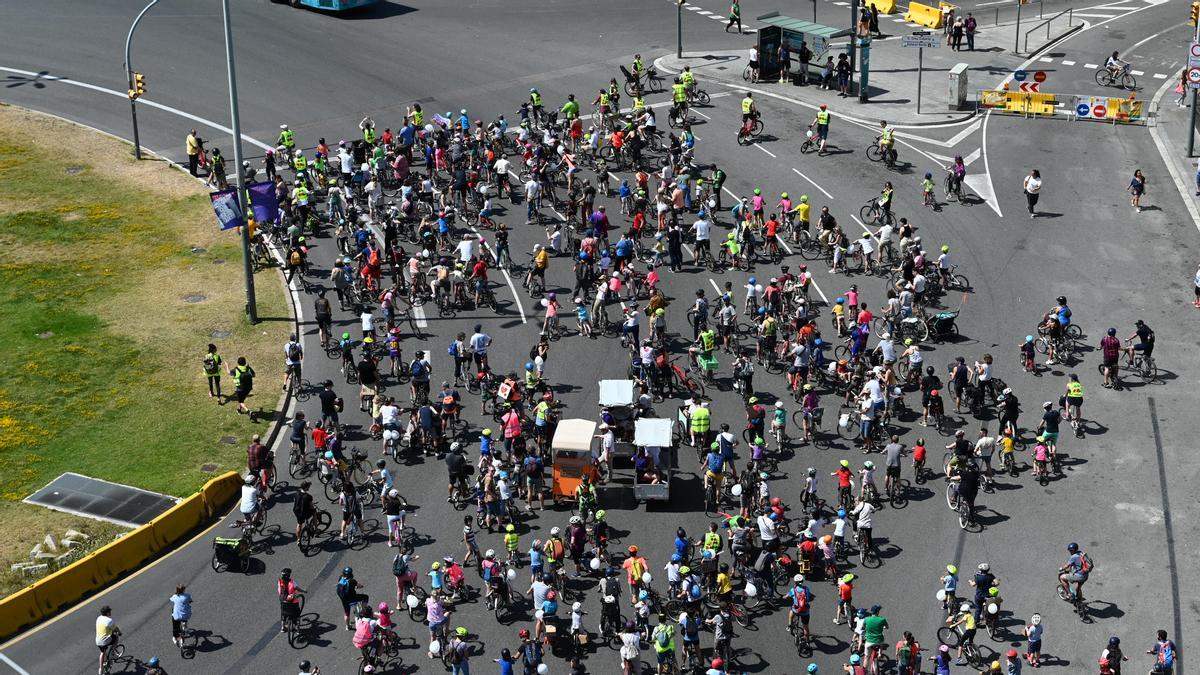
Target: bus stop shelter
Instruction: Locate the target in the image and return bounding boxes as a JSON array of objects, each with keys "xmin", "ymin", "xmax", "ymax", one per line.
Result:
[{"xmin": 755, "ymin": 13, "xmax": 853, "ymax": 80}]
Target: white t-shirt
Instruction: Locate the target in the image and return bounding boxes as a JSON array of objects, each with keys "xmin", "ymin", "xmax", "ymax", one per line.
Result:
[
  {"xmin": 1023, "ymin": 175, "xmax": 1042, "ymax": 194},
  {"xmin": 361, "ymin": 312, "xmax": 375, "ymax": 332},
  {"xmin": 381, "ymin": 404, "xmax": 401, "ymax": 426},
  {"xmin": 455, "ymin": 239, "xmax": 477, "ymax": 263},
  {"xmin": 692, "ymin": 218, "xmax": 712, "ymax": 241},
  {"xmin": 95, "ymin": 615, "xmax": 116, "ymax": 646},
  {"xmin": 863, "ymin": 379, "xmax": 884, "ymax": 404},
  {"xmin": 493, "ymin": 158, "xmax": 511, "ymax": 176},
  {"xmin": 879, "ymin": 340, "xmax": 896, "ymax": 363},
  {"xmin": 756, "ymin": 514, "xmax": 778, "ymax": 541}
]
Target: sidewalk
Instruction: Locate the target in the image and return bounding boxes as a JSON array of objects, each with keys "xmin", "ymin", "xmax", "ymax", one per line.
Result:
[
  {"xmin": 656, "ymin": 48, "xmax": 975, "ymax": 126},
  {"xmin": 1147, "ymin": 76, "xmax": 1200, "ymax": 231}
]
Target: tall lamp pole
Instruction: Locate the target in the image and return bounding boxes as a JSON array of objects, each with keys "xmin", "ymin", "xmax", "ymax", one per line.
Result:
[
  {"xmin": 677, "ymin": 0, "xmax": 684, "ymax": 58},
  {"xmin": 123, "ymin": 0, "xmax": 161, "ymax": 160},
  {"xmin": 221, "ymin": 0, "xmax": 258, "ymax": 323}
]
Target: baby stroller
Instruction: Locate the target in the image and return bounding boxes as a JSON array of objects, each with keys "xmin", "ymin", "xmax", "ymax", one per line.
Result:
[{"xmin": 926, "ymin": 310, "xmax": 959, "ymax": 343}]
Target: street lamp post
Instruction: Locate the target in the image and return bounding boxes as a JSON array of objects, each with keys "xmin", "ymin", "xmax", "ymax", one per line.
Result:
[
  {"xmin": 123, "ymin": 0, "xmax": 161, "ymax": 160},
  {"xmin": 221, "ymin": 0, "xmax": 258, "ymax": 323},
  {"xmin": 677, "ymin": 0, "xmax": 684, "ymax": 58}
]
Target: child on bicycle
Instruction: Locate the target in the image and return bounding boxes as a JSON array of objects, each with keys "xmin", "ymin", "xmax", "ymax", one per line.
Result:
[{"xmin": 922, "ymin": 172, "xmax": 936, "ymax": 207}]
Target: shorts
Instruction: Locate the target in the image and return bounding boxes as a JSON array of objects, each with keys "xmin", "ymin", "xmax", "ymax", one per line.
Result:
[
  {"xmin": 428, "ymin": 618, "xmax": 447, "ymax": 635},
  {"xmin": 1102, "ymin": 355, "xmax": 1118, "ymax": 368},
  {"xmin": 1027, "ymin": 639, "xmax": 1041, "ymax": 653},
  {"xmin": 1042, "ymin": 431, "xmax": 1059, "ymax": 443},
  {"xmin": 360, "ymin": 382, "xmax": 378, "ymax": 397},
  {"xmin": 960, "ymin": 628, "xmax": 976, "ymax": 644},
  {"xmin": 886, "ymin": 465, "xmax": 900, "ymax": 479},
  {"xmin": 234, "ymin": 388, "xmax": 251, "ymax": 403},
  {"xmin": 816, "ymin": 124, "xmax": 829, "ymax": 140},
  {"xmin": 1065, "ymin": 572, "xmax": 1086, "ymax": 583},
  {"xmin": 1132, "ymin": 342, "xmax": 1151, "ymax": 353},
  {"xmin": 797, "ymin": 612, "xmax": 811, "ymax": 626}
]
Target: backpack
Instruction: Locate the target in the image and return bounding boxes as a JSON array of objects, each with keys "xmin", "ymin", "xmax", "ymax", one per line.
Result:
[
  {"xmin": 523, "ymin": 640, "xmax": 543, "ymax": 664},
  {"xmin": 655, "ymin": 625, "xmax": 671, "ymax": 648},
  {"xmin": 1080, "ymin": 552, "xmax": 1095, "ymax": 574},
  {"xmin": 335, "ymin": 576, "xmax": 351, "ymax": 598},
  {"xmin": 392, "ymin": 554, "xmax": 408, "ymax": 577},
  {"xmin": 203, "ymin": 354, "xmax": 218, "ymax": 375},
  {"xmin": 689, "ymin": 581, "xmax": 702, "ymax": 600},
  {"xmin": 793, "ymin": 587, "xmax": 810, "ymax": 613},
  {"xmin": 448, "ymin": 341, "xmax": 459, "ymax": 357},
  {"xmin": 289, "ymin": 250, "xmax": 302, "ymax": 266},
  {"xmin": 287, "ymin": 342, "xmax": 301, "ymax": 361},
  {"xmin": 410, "ymin": 360, "xmax": 427, "ymax": 378}
]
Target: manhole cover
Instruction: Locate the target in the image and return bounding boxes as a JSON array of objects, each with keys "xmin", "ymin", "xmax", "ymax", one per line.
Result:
[
  {"xmin": 182, "ymin": 294, "xmax": 207, "ymax": 304},
  {"xmin": 219, "ymin": 436, "xmax": 237, "ymax": 445},
  {"xmin": 36, "ymin": 331, "xmax": 54, "ymax": 339},
  {"xmin": 64, "ymin": 166, "xmax": 84, "ymax": 175},
  {"xmin": 210, "ymin": 329, "xmax": 232, "ymax": 339},
  {"xmin": 190, "ymin": 247, "xmax": 207, "ymax": 254},
  {"xmin": 200, "ymin": 463, "xmax": 219, "ymax": 473},
  {"xmin": 716, "ymin": 66, "xmax": 728, "ymax": 71},
  {"xmin": 212, "ymin": 258, "xmax": 225, "ymax": 265}
]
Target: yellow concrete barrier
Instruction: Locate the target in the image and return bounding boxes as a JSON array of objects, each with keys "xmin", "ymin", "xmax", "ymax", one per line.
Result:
[
  {"xmin": 201, "ymin": 471, "xmax": 243, "ymax": 516},
  {"xmin": 1004, "ymin": 91, "xmax": 1056, "ymax": 116},
  {"xmin": 0, "ymin": 589, "xmax": 43, "ymax": 640},
  {"xmin": 904, "ymin": 1, "xmax": 943, "ymax": 28},
  {"xmin": 0, "ymin": 470, "xmax": 243, "ymax": 641},
  {"xmin": 149, "ymin": 494, "xmax": 208, "ymax": 548},
  {"xmin": 1107, "ymin": 97, "xmax": 1142, "ymax": 122},
  {"xmin": 867, "ymin": 0, "xmax": 897, "ymax": 14}
]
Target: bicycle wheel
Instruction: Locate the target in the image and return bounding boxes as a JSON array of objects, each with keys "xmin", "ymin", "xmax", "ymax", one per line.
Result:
[
  {"xmin": 742, "ymin": 65, "xmax": 753, "ymax": 81},
  {"xmin": 865, "ymin": 144, "xmax": 884, "ymax": 162},
  {"xmin": 945, "ymin": 481, "xmax": 958, "ymax": 509},
  {"xmin": 1120, "ymin": 73, "xmax": 1136, "ymax": 90},
  {"xmin": 695, "ymin": 90, "xmax": 711, "ymax": 105},
  {"xmin": 936, "ymin": 626, "xmax": 961, "ymax": 648},
  {"xmin": 1064, "ymin": 324, "xmax": 1082, "ymax": 340},
  {"xmin": 859, "ymin": 203, "xmax": 878, "ymax": 223},
  {"xmin": 736, "ymin": 130, "xmax": 751, "ymax": 146},
  {"xmin": 1033, "ymin": 337, "xmax": 1050, "ymax": 354},
  {"xmin": 952, "ymin": 274, "xmax": 970, "ymax": 292},
  {"xmin": 833, "ymin": 344, "xmax": 850, "ymax": 361},
  {"xmin": 1093, "ymin": 69, "xmax": 1110, "ymax": 87},
  {"xmin": 890, "ymin": 480, "xmax": 909, "ymax": 508},
  {"xmin": 836, "ymin": 411, "xmax": 858, "ymax": 440},
  {"xmin": 958, "ymin": 502, "xmax": 971, "ymax": 530},
  {"xmin": 750, "ymin": 119, "xmax": 764, "ymax": 136}
]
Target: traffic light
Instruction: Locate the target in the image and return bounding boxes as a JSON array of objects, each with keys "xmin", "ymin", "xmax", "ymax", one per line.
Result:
[
  {"xmin": 1190, "ymin": 1, "xmax": 1199, "ymax": 26},
  {"xmin": 129, "ymin": 72, "xmax": 146, "ymax": 100}
]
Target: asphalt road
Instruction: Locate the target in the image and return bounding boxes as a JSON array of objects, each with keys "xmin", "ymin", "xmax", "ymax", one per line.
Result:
[{"xmin": 1, "ymin": 1, "xmax": 1198, "ymax": 674}]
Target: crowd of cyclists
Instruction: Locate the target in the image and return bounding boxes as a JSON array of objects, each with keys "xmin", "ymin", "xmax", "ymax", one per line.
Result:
[{"xmin": 87, "ymin": 54, "xmax": 1174, "ymax": 675}]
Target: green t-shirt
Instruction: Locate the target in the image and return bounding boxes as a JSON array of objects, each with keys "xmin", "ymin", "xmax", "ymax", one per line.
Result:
[{"xmin": 862, "ymin": 615, "xmax": 888, "ymax": 644}]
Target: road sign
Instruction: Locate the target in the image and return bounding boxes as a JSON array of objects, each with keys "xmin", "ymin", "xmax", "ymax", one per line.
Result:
[
  {"xmin": 1018, "ymin": 82, "xmax": 1040, "ymax": 92},
  {"xmin": 1076, "ymin": 102, "xmax": 1091, "ymax": 117},
  {"xmin": 1190, "ymin": 42, "xmax": 1200, "ymax": 67},
  {"xmin": 901, "ymin": 35, "xmax": 940, "ymax": 48},
  {"xmin": 1014, "ymin": 70, "xmax": 1027, "ymax": 81},
  {"xmin": 1033, "ymin": 70, "xmax": 1047, "ymax": 83},
  {"xmin": 1189, "ymin": 67, "xmax": 1200, "ymax": 89},
  {"xmin": 1093, "ymin": 102, "xmax": 1107, "ymax": 117},
  {"xmin": 911, "ymin": 30, "xmax": 931, "ymax": 35}
]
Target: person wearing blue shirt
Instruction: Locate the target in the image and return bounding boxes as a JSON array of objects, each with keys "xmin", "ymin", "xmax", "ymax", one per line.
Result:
[
  {"xmin": 169, "ymin": 585, "xmax": 192, "ymax": 648},
  {"xmin": 495, "ymin": 648, "xmax": 518, "ymax": 675},
  {"xmin": 1054, "ymin": 296, "xmax": 1071, "ymax": 327},
  {"xmin": 616, "ymin": 237, "xmax": 634, "ymax": 258},
  {"xmin": 674, "ymin": 532, "xmax": 690, "ymax": 559},
  {"xmin": 479, "ymin": 430, "xmax": 493, "ymax": 457}
]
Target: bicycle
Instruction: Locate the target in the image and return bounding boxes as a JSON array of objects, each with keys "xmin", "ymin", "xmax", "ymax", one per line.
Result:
[
  {"xmin": 736, "ymin": 116, "xmax": 764, "ymax": 146},
  {"xmin": 1055, "ymin": 574, "xmax": 1089, "ymax": 621},
  {"xmin": 944, "ymin": 169, "xmax": 966, "ymax": 202},
  {"xmin": 865, "ymin": 136, "xmax": 897, "ymax": 168},
  {"xmin": 859, "ymin": 199, "xmax": 895, "ymax": 225},
  {"xmin": 855, "ymin": 527, "xmax": 880, "ymax": 568},
  {"xmin": 298, "ymin": 509, "xmax": 331, "ymax": 552},
  {"xmin": 936, "ymin": 620, "xmax": 981, "ymax": 666},
  {"xmin": 887, "ymin": 477, "xmax": 909, "ymax": 508},
  {"xmin": 1094, "ymin": 64, "xmax": 1136, "ymax": 90},
  {"xmin": 99, "ymin": 635, "xmax": 126, "ymax": 675}
]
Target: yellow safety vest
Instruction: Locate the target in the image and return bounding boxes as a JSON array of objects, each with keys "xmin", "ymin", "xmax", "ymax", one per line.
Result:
[
  {"xmin": 682, "ymin": 71, "xmax": 695, "ymax": 85},
  {"xmin": 690, "ymin": 407, "xmax": 710, "ymax": 432},
  {"xmin": 364, "ymin": 127, "xmax": 377, "ymax": 144},
  {"xmin": 294, "ymin": 154, "xmax": 307, "ymax": 171},
  {"xmin": 816, "ymin": 110, "xmax": 830, "ymax": 125},
  {"xmin": 741, "ymin": 97, "xmax": 754, "ymax": 114},
  {"xmin": 412, "ymin": 110, "xmax": 424, "ymax": 126},
  {"xmin": 279, "ymin": 129, "xmax": 295, "ymax": 148},
  {"xmin": 673, "ymin": 84, "xmax": 687, "ymax": 103},
  {"xmin": 530, "ymin": 92, "xmax": 542, "ymax": 107},
  {"xmin": 599, "ymin": 92, "xmax": 610, "ymax": 106},
  {"xmin": 880, "ymin": 128, "xmax": 893, "ymax": 142},
  {"xmin": 633, "ymin": 58, "xmax": 644, "ymax": 73},
  {"xmin": 1067, "ymin": 382, "xmax": 1083, "ymax": 398},
  {"xmin": 700, "ymin": 331, "xmax": 716, "ymax": 351},
  {"xmin": 294, "ymin": 186, "xmax": 309, "ymax": 203},
  {"xmin": 633, "ymin": 97, "xmax": 646, "ymax": 111}
]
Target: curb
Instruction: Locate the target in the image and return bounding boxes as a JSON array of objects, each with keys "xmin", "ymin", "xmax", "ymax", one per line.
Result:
[
  {"xmin": 653, "ymin": 55, "xmax": 978, "ymax": 129},
  {"xmin": 1147, "ymin": 76, "xmax": 1200, "ymax": 233}
]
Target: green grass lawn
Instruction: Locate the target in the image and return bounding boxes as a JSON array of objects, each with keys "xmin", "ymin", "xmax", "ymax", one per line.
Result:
[{"xmin": 0, "ymin": 105, "xmax": 291, "ymax": 596}]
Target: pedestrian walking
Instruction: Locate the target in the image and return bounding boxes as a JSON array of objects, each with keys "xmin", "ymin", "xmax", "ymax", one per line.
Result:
[
  {"xmin": 951, "ymin": 17, "xmax": 964, "ymax": 50},
  {"xmin": 749, "ymin": 45, "xmax": 760, "ymax": 83},
  {"xmin": 943, "ymin": 6, "xmax": 955, "ymax": 40},
  {"xmin": 858, "ymin": 5, "xmax": 871, "ymax": 36},
  {"xmin": 965, "ymin": 13, "xmax": 977, "ymax": 50},
  {"xmin": 869, "ymin": 5, "xmax": 881, "ymax": 36},
  {"xmin": 821, "ymin": 56, "xmax": 835, "ymax": 89},
  {"xmin": 1175, "ymin": 69, "xmax": 1188, "ymax": 107},
  {"xmin": 230, "ymin": 356, "xmax": 256, "ymax": 415},
  {"xmin": 203, "ymin": 343, "xmax": 223, "ymax": 401},
  {"xmin": 1023, "ymin": 169, "xmax": 1042, "ymax": 218},
  {"xmin": 1128, "ymin": 169, "xmax": 1146, "ymax": 212},
  {"xmin": 726, "ymin": 0, "xmax": 742, "ymax": 33}
]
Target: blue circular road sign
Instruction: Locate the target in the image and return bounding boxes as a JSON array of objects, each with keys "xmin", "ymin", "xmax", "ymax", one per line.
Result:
[
  {"xmin": 1014, "ymin": 70, "xmax": 1027, "ymax": 81},
  {"xmin": 1076, "ymin": 103, "xmax": 1091, "ymax": 117}
]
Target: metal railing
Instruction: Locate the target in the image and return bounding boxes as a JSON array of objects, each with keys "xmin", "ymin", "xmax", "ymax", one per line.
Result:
[{"xmin": 1024, "ymin": 7, "xmax": 1077, "ymax": 53}]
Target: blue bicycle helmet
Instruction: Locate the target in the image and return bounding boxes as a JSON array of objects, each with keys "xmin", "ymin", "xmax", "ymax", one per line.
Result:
[{"xmin": 525, "ymin": 362, "xmax": 534, "ymax": 370}]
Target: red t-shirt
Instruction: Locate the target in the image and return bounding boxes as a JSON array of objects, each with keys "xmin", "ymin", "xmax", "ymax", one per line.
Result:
[
  {"xmin": 857, "ymin": 308, "xmax": 873, "ymax": 325},
  {"xmin": 313, "ymin": 426, "xmax": 329, "ymax": 450},
  {"xmin": 836, "ymin": 467, "xmax": 852, "ymax": 487},
  {"xmin": 912, "ymin": 444, "xmax": 926, "ymax": 462},
  {"xmin": 765, "ymin": 219, "xmax": 779, "ymax": 237},
  {"xmin": 839, "ymin": 582, "xmax": 853, "ymax": 601}
]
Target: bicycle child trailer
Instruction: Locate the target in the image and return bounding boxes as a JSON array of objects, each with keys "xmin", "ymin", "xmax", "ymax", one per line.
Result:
[{"xmin": 928, "ymin": 310, "xmax": 959, "ymax": 343}]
